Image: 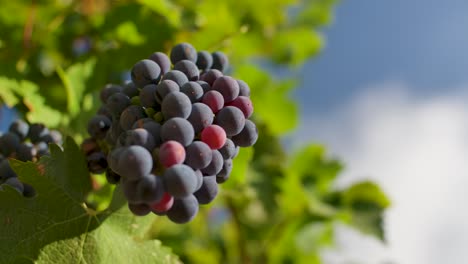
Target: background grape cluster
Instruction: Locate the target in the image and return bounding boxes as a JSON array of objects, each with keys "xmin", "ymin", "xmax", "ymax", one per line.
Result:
[
  {"xmin": 0, "ymin": 120, "xmax": 62, "ymax": 197},
  {"xmin": 82, "ymin": 43, "xmax": 258, "ymax": 223}
]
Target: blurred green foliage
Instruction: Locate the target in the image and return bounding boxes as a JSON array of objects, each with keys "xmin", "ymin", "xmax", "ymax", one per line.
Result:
[{"xmin": 0, "ymin": 0, "xmax": 389, "ymax": 263}]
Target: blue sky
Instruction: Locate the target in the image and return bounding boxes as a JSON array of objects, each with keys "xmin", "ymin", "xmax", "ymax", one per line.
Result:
[
  {"xmin": 293, "ymin": 1, "xmax": 468, "ymax": 263},
  {"xmin": 297, "ymin": 0, "xmax": 468, "ymax": 113}
]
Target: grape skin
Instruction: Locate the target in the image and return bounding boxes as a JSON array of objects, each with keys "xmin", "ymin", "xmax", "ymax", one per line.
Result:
[
  {"xmin": 119, "ymin": 105, "xmax": 147, "ymax": 131},
  {"xmin": 161, "ymin": 91, "xmax": 192, "ymax": 119},
  {"xmin": 214, "ymin": 106, "xmax": 245, "ymax": 136},
  {"xmin": 150, "ymin": 192, "xmax": 174, "ymax": 214},
  {"xmin": 128, "ymin": 203, "xmax": 151, "ymax": 216},
  {"xmin": 105, "ymin": 169, "xmax": 121, "ymax": 184},
  {"xmin": 200, "ymin": 69, "xmax": 223, "ymax": 86},
  {"xmin": 16, "ymin": 143, "xmax": 37, "ymax": 162},
  {"xmin": 201, "ymin": 150, "xmax": 223, "ymax": 175},
  {"xmin": 0, "ymin": 133, "xmax": 21, "ymax": 156},
  {"xmin": 202, "ymin": 90, "xmax": 224, "ymax": 113},
  {"xmin": 184, "ymin": 141, "xmax": 212, "ymax": 170},
  {"xmin": 161, "ymin": 117, "xmax": 194, "ymax": 147},
  {"xmin": 201, "ymin": 125, "xmax": 226, "ymax": 150},
  {"xmin": 167, "ymin": 194, "xmax": 199, "ymax": 224},
  {"xmin": 159, "ymin": 140, "xmax": 186, "ymax": 168},
  {"xmin": 149, "ymin": 52, "xmax": 171, "ymax": 74},
  {"xmin": 196, "ymin": 51, "xmax": 213, "ymax": 72},
  {"xmin": 174, "ymin": 60, "xmax": 200, "ymax": 81},
  {"xmin": 180, "ymin": 81, "xmax": 204, "ymax": 103},
  {"xmin": 9, "ymin": 120, "xmax": 29, "ymax": 141},
  {"xmin": 231, "ymin": 119, "xmax": 259, "ymax": 147},
  {"xmin": 161, "ymin": 70, "xmax": 189, "ymax": 87},
  {"xmin": 196, "ymin": 80, "xmax": 211, "ymax": 94},
  {"xmin": 187, "ymin": 103, "xmax": 214, "ymax": 134},
  {"xmin": 139, "ymin": 84, "xmax": 159, "ymax": 108},
  {"xmin": 227, "ymin": 96, "xmax": 253, "ymax": 118},
  {"xmin": 22, "ymin": 183, "xmax": 36, "ymax": 198},
  {"xmin": 117, "ymin": 145, "xmax": 153, "ymax": 180},
  {"xmin": 237, "ymin": 79, "xmax": 251, "ymax": 97},
  {"xmin": 163, "ymin": 164, "xmax": 199, "ymax": 198},
  {"xmin": 100, "ymin": 84, "xmax": 123, "ymax": 104},
  {"xmin": 194, "ymin": 175, "xmax": 218, "ymax": 204},
  {"xmin": 211, "ymin": 51, "xmax": 229, "ymax": 73},
  {"xmin": 87, "ymin": 152, "xmax": 108, "ymax": 174},
  {"xmin": 170, "ymin": 43, "xmax": 198, "ymax": 64},
  {"xmin": 4, "ymin": 177, "xmax": 24, "ymax": 194},
  {"xmin": 123, "ymin": 81, "xmax": 139, "ymax": 98},
  {"xmin": 132, "ymin": 120, "xmax": 162, "ymax": 147},
  {"xmin": 106, "ymin": 93, "xmax": 131, "ymax": 118},
  {"xmin": 0, "ymin": 159, "xmax": 16, "ymax": 180},
  {"xmin": 131, "ymin": 59, "xmax": 161, "ymax": 88},
  {"xmin": 87, "ymin": 115, "xmax": 112, "ymax": 140},
  {"xmin": 155, "ymin": 80, "xmax": 180, "ymax": 104},
  {"xmin": 119, "ymin": 128, "xmax": 155, "ymax": 151},
  {"xmin": 28, "ymin": 124, "xmax": 49, "ymax": 144},
  {"xmin": 219, "ymin": 138, "xmax": 235, "ymax": 159},
  {"xmin": 212, "ymin": 76, "xmax": 239, "ymax": 103},
  {"xmin": 216, "ymin": 159, "xmax": 233, "ymax": 184}
]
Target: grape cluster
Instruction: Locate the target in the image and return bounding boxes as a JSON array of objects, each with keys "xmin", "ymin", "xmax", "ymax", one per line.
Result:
[
  {"xmin": 82, "ymin": 43, "xmax": 258, "ymax": 223},
  {"xmin": 0, "ymin": 120, "xmax": 62, "ymax": 197}
]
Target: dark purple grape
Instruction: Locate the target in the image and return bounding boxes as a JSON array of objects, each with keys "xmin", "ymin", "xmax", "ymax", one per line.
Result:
[
  {"xmin": 97, "ymin": 106, "xmax": 113, "ymax": 120},
  {"xmin": 155, "ymin": 80, "xmax": 180, "ymax": 104},
  {"xmin": 161, "ymin": 92, "xmax": 192, "ymax": 119},
  {"xmin": 0, "ymin": 160, "xmax": 16, "ymax": 180},
  {"xmin": 87, "ymin": 152, "xmax": 108, "ymax": 174},
  {"xmin": 200, "ymin": 69, "xmax": 223, "ymax": 86},
  {"xmin": 180, "ymin": 82, "xmax": 204, "ymax": 103},
  {"xmin": 237, "ymin": 80, "xmax": 251, "ymax": 97},
  {"xmin": 174, "ymin": 60, "xmax": 199, "ymax": 81},
  {"xmin": 0, "ymin": 133, "xmax": 20, "ymax": 156},
  {"xmin": 187, "ymin": 103, "xmax": 214, "ymax": 134},
  {"xmin": 167, "ymin": 194, "xmax": 199, "ymax": 224},
  {"xmin": 133, "ymin": 120, "xmax": 162, "ymax": 147},
  {"xmin": 161, "ymin": 70, "xmax": 189, "ymax": 87},
  {"xmin": 212, "ymin": 76, "xmax": 239, "ymax": 103},
  {"xmin": 119, "ymin": 128, "xmax": 155, "ymax": 151},
  {"xmin": 227, "ymin": 96, "xmax": 253, "ymax": 118},
  {"xmin": 131, "ymin": 59, "xmax": 161, "ymax": 88},
  {"xmin": 219, "ymin": 138, "xmax": 235, "ymax": 159},
  {"xmin": 105, "ymin": 169, "xmax": 121, "ymax": 184},
  {"xmin": 211, "ymin": 51, "xmax": 229, "ymax": 73},
  {"xmin": 201, "ymin": 150, "xmax": 223, "ymax": 175},
  {"xmin": 16, "ymin": 143, "xmax": 36, "ymax": 162},
  {"xmin": 119, "ymin": 105, "xmax": 146, "ymax": 131},
  {"xmin": 106, "ymin": 121, "xmax": 124, "ymax": 146},
  {"xmin": 161, "ymin": 118, "xmax": 194, "ymax": 147},
  {"xmin": 214, "ymin": 106, "xmax": 245, "ymax": 136},
  {"xmin": 122, "ymin": 81, "xmax": 139, "ymax": 98},
  {"xmin": 194, "ymin": 169, "xmax": 203, "ymax": 191},
  {"xmin": 128, "ymin": 203, "xmax": 151, "ymax": 216},
  {"xmin": 231, "ymin": 119, "xmax": 258, "ymax": 147},
  {"xmin": 170, "ymin": 43, "xmax": 197, "ymax": 64},
  {"xmin": 22, "ymin": 183, "xmax": 36, "ymax": 197},
  {"xmin": 106, "ymin": 93, "xmax": 131, "ymax": 118},
  {"xmin": 196, "ymin": 51, "xmax": 213, "ymax": 71},
  {"xmin": 196, "ymin": 80, "xmax": 211, "ymax": 93},
  {"xmin": 4, "ymin": 177, "xmax": 24, "ymax": 194},
  {"xmin": 124, "ymin": 174, "xmax": 164, "ymax": 203},
  {"xmin": 184, "ymin": 141, "xmax": 212, "ymax": 170},
  {"xmin": 100, "ymin": 84, "xmax": 123, "ymax": 104},
  {"xmin": 149, "ymin": 52, "xmax": 171, "ymax": 74},
  {"xmin": 107, "ymin": 147, "xmax": 124, "ymax": 172},
  {"xmin": 139, "ymin": 84, "xmax": 159, "ymax": 108},
  {"xmin": 163, "ymin": 164, "xmax": 198, "ymax": 198},
  {"xmin": 117, "ymin": 146, "xmax": 153, "ymax": 180},
  {"xmin": 87, "ymin": 115, "xmax": 112, "ymax": 139},
  {"xmin": 194, "ymin": 175, "xmax": 218, "ymax": 204},
  {"xmin": 35, "ymin": 142, "xmax": 50, "ymax": 157},
  {"xmin": 216, "ymin": 159, "xmax": 233, "ymax": 184},
  {"xmin": 28, "ymin": 124, "xmax": 49, "ymax": 144},
  {"xmin": 9, "ymin": 120, "xmax": 29, "ymax": 141}
]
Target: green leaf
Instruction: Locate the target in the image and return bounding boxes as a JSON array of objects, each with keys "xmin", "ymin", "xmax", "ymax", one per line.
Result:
[
  {"xmin": 115, "ymin": 21, "xmax": 146, "ymax": 45},
  {"xmin": 271, "ymin": 27, "xmax": 323, "ymax": 65},
  {"xmin": 341, "ymin": 181, "xmax": 391, "ymax": 241},
  {"xmin": 56, "ymin": 59, "xmax": 97, "ymax": 117},
  {"xmin": 137, "ymin": 0, "xmax": 181, "ymax": 27},
  {"xmin": 236, "ymin": 65, "xmax": 298, "ymax": 135},
  {"xmin": 0, "ymin": 138, "xmax": 179, "ymax": 263},
  {"xmin": 0, "ymin": 77, "xmax": 62, "ymax": 127},
  {"xmin": 224, "ymin": 147, "xmax": 253, "ymax": 187}
]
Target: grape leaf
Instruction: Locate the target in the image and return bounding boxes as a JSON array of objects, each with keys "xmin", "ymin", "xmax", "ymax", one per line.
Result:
[{"xmin": 0, "ymin": 138, "xmax": 179, "ymax": 263}]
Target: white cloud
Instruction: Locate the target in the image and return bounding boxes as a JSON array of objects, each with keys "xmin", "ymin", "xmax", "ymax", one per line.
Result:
[{"xmin": 293, "ymin": 82, "xmax": 468, "ymax": 264}]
